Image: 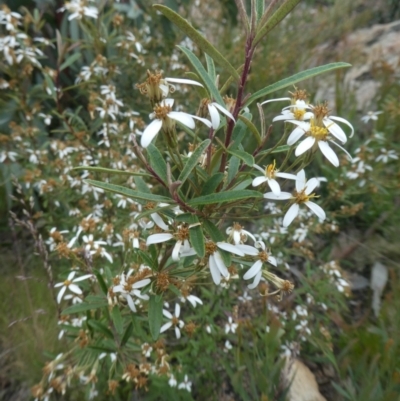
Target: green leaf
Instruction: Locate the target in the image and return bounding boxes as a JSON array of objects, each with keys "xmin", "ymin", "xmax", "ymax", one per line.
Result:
[
  {"xmin": 94, "ymin": 271, "xmax": 108, "ymax": 295},
  {"xmin": 190, "ymin": 222, "xmax": 205, "ymax": 258},
  {"xmin": 87, "ymin": 320, "xmax": 114, "ymax": 339},
  {"xmin": 188, "ymin": 190, "xmax": 262, "ymax": 206},
  {"xmin": 203, "ymin": 220, "xmax": 224, "ymax": 242},
  {"xmin": 84, "ymin": 179, "xmax": 173, "ymax": 203},
  {"xmin": 227, "ymin": 149, "xmax": 254, "ymax": 166},
  {"xmin": 153, "ymin": 5, "xmax": 240, "ymax": 80},
  {"xmin": 175, "ymin": 213, "xmax": 200, "ymax": 224},
  {"xmin": 257, "ymin": 144, "xmax": 291, "ymax": 156},
  {"xmin": 73, "ymin": 165, "xmax": 151, "ymax": 177},
  {"xmin": 245, "ymin": 62, "xmax": 352, "ymax": 107},
  {"xmin": 146, "ymin": 144, "xmax": 168, "ymax": 183},
  {"xmin": 178, "ymin": 139, "xmax": 210, "ymax": 185},
  {"xmin": 205, "ymin": 54, "xmax": 216, "ymax": 82},
  {"xmin": 238, "ymin": 114, "xmax": 262, "ymax": 145},
  {"xmin": 121, "ymin": 322, "xmax": 134, "ymax": 346},
  {"xmin": 61, "ymin": 301, "xmax": 108, "ymax": 315},
  {"xmin": 111, "ymin": 306, "xmax": 123, "ymax": 335},
  {"xmin": 254, "ymin": 0, "xmax": 301, "ymax": 44},
  {"xmin": 201, "ymin": 173, "xmax": 224, "ymax": 195},
  {"xmin": 256, "ymin": 0, "xmax": 265, "ymax": 21},
  {"xmin": 231, "ymin": 112, "xmax": 252, "ymax": 150},
  {"xmin": 148, "ymin": 295, "xmax": 163, "ymax": 341},
  {"xmin": 60, "ymin": 53, "xmax": 81, "ymax": 71},
  {"xmin": 177, "ymin": 46, "xmax": 225, "ymax": 106},
  {"xmin": 134, "ymin": 176, "xmax": 151, "ymax": 194},
  {"xmin": 227, "ymin": 156, "xmax": 240, "ymax": 185}
]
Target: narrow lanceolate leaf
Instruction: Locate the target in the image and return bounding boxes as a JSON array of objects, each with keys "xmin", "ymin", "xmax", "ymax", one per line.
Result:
[
  {"xmin": 178, "ymin": 46, "xmax": 225, "ymax": 106},
  {"xmin": 190, "ymin": 223, "xmax": 205, "ymax": 258},
  {"xmin": 206, "ymin": 54, "xmax": 216, "ymax": 82},
  {"xmin": 175, "ymin": 213, "xmax": 200, "ymax": 224},
  {"xmin": 245, "ymin": 63, "xmax": 352, "ymax": 107},
  {"xmin": 84, "ymin": 179, "xmax": 174, "ymax": 203},
  {"xmin": 188, "ymin": 190, "xmax": 262, "ymax": 206},
  {"xmin": 146, "ymin": 144, "xmax": 168, "ymax": 183},
  {"xmin": 227, "ymin": 156, "xmax": 240, "ymax": 185},
  {"xmin": 227, "ymin": 149, "xmax": 254, "ymax": 166},
  {"xmin": 73, "ymin": 166, "xmax": 151, "ymax": 177},
  {"xmin": 256, "ymin": 0, "xmax": 265, "ymax": 21},
  {"xmin": 257, "ymin": 144, "xmax": 291, "ymax": 156},
  {"xmin": 111, "ymin": 306, "xmax": 123, "ymax": 335},
  {"xmin": 238, "ymin": 114, "xmax": 262, "ymax": 145},
  {"xmin": 61, "ymin": 300, "xmax": 108, "ymax": 315},
  {"xmin": 203, "ymin": 220, "xmax": 224, "ymax": 242},
  {"xmin": 178, "ymin": 139, "xmax": 210, "ymax": 185},
  {"xmin": 121, "ymin": 322, "xmax": 134, "ymax": 346},
  {"xmin": 254, "ymin": 0, "xmax": 301, "ymax": 44},
  {"xmin": 148, "ymin": 295, "xmax": 163, "ymax": 341},
  {"xmin": 201, "ymin": 173, "xmax": 224, "ymax": 195},
  {"xmin": 60, "ymin": 53, "xmax": 81, "ymax": 71},
  {"xmin": 153, "ymin": 5, "xmax": 240, "ymax": 80},
  {"xmin": 87, "ymin": 320, "xmax": 114, "ymax": 339},
  {"xmin": 231, "ymin": 112, "xmax": 251, "ymax": 150}
]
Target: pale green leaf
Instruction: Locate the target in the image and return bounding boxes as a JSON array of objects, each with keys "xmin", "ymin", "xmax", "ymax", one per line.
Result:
[
  {"xmin": 84, "ymin": 179, "xmax": 173, "ymax": 203},
  {"xmin": 227, "ymin": 149, "xmax": 254, "ymax": 166},
  {"xmin": 245, "ymin": 62, "xmax": 352, "ymax": 107},
  {"xmin": 60, "ymin": 53, "xmax": 81, "ymax": 71},
  {"xmin": 62, "ymin": 301, "xmax": 108, "ymax": 315},
  {"xmin": 73, "ymin": 165, "xmax": 151, "ymax": 177},
  {"xmin": 149, "ymin": 295, "xmax": 163, "ymax": 341},
  {"xmin": 238, "ymin": 114, "xmax": 262, "ymax": 145},
  {"xmin": 178, "ymin": 139, "xmax": 210, "ymax": 184},
  {"xmin": 111, "ymin": 306, "xmax": 123, "ymax": 335},
  {"xmin": 146, "ymin": 144, "xmax": 168, "ymax": 183},
  {"xmin": 153, "ymin": 5, "xmax": 240, "ymax": 80},
  {"xmin": 188, "ymin": 189, "xmax": 262, "ymax": 206}
]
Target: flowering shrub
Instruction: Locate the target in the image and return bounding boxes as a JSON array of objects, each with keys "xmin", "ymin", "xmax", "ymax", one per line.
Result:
[{"xmin": 2, "ymin": 0, "xmax": 399, "ymax": 400}]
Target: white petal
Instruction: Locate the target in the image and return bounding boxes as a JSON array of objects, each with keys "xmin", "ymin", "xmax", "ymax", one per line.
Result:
[
  {"xmin": 268, "ymin": 256, "xmax": 277, "ymax": 266},
  {"xmin": 208, "ymin": 104, "xmax": 220, "ymax": 130},
  {"xmin": 213, "ymin": 252, "xmax": 229, "ymax": 277},
  {"xmin": 287, "ymin": 126, "xmax": 307, "ymax": 145},
  {"xmin": 141, "ymin": 119, "xmax": 163, "ymax": 148},
  {"xmin": 69, "ymin": 284, "xmax": 82, "ymax": 295},
  {"xmin": 253, "ymin": 164, "xmax": 265, "ymax": 173},
  {"xmin": 191, "ymin": 115, "xmax": 213, "ymax": 128},
  {"xmin": 146, "ymin": 233, "xmax": 173, "ymax": 245},
  {"xmin": 73, "ymin": 274, "xmax": 93, "ymax": 282},
  {"xmin": 163, "ymin": 309, "xmax": 173, "ymax": 319},
  {"xmin": 324, "ymin": 118, "xmax": 347, "ymax": 143},
  {"xmin": 328, "ymin": 115, "xmax": 354, "ymax": 138},
  {"xmin": 169, "ymin": 111, "xmax": 195, "ymax": 129},
  {"xmin": 268, "ymin": 178, "xmax": 281, "ymax": 195},
  {"xmin": 212, "ymin": 102, "xmax": 235, "ymax": 122},
  {"xmin": 296, "ymin": 170, "xmax": 306, "ymax": 192},
  {"xmin": 151, "ymin": 213, "xmax": 169, "ymax": 230},
  {"xmin": 209, "ymin": 255, "xmax": 221, "ymax": 285},
  {"xmin": 305, "ymin": 201, "xmax": 326, "ymax": 220},
  {"xmin": 318, "ymin": 141, "xmax": 339, "ymax": 167},
  {"xmin": 247, "ymin": 271, "xmax": 262, "ymax": 289},
  {"xmin": 261, "ymin": 97, "xmax": 290, "ymax": 106},
  {"xmin": 160, "ymin": 322, "xmax": 173, "ymax": 333},
  {"xmin": 305, "ymin": 178, "xmax": 320, "ymax": 195},
  {"xmin": 273, "ymin": 113, "xmax": 294, "ymax": 122},
  {"xmin": 276, "ymin": 172, "xmax": 297, "ymax": 180},
  {"xmin": 175, "ymin": 303, "xmax": 181, "ymax": 317},
  {"xmin": 175, "ymin": 327, "xmax": 181, "ymax": 339},
  {"xmin": 217, "ymin": 242, "xmax": 244, "ymax": 256},
  {"xmin": 127, "ymin": 295, "xmax": 137, "ymax": 312},
  {"xmin": 243, "ymin": 260, "xmax": 263, "ymax": 280},
  {"xmin": 263, "ymin": 191, "xmax": 292, "ymax": 200},
  {"xmin": 295, "ymin": 136, "xmax": 315, "ymax": 156},
  {"xmin": 132, "ymin": 278, "xmax": 151, "ymax": 289},
  {"xmin": 252, "ymin": 176, "xmax": 268, "ymax": 187},
  {"xmin": 283, "ymin": 203, "xmax": 300, "ymax": 227},
  {"xmin": 164, "ymin": 98, "xmax": 174, "ymax": 107},
  {"xmin": 68, "ymin": 271, "xmax": 76, "ymax": 281},
  {"xmin": 165, "ymin": 77, "xmax": 203, "ymax": 87},
  {"xmin": 57, "ymin": 286, "xmax": 66, "ymax": 303},
  {"xmin": 329, "ymin": 140, "xmax": 353, "ymax": 161},
  {"xmin": 235, "ymin": 244, "xmax": 258, "ymax": 256},
  {"xmin": 172, "ymin": 240, "xmax": 182, "ymax": 261}
]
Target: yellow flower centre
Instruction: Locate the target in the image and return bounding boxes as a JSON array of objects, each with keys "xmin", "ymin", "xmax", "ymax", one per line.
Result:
[
  {"xmin": 265, "ymin": 160, "xmax": 277, "ymax": 179},
  {"xmin": 64, "ymin": 279, "xmax": 72, "ymax": 286},
  {"xmin": 205, "ymin": 241, "xmax": 217, "ymax": 256},
  {"xmin": 153, "ymin": 104, "xmax": 172, "ymax": 120},
  {"xmin": 294, "ymin": 189, "xmax": 315, "ymax": 204},
  {"xmin": 175, "ymin": 225, "xmax": 190, "ymax": 241},
  {"xmin": 258, "ymin": 251, "xmax": 269, "ymax": 262},
  {"xmin": 293, "ymin": 109, "xmax": 306, "ymax": 120},
  {"xmin": 172, "ymin": 316, "xmax": 179, "ymax": 326}
]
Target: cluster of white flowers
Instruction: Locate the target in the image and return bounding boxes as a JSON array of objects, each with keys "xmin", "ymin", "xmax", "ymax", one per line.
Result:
[{"xmin": 320, "ymin": 261, "xmax": 350, "ymax": 294}]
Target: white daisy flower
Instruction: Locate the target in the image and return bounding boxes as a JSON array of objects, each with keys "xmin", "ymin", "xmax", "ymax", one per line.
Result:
[
  {"xmin": 160, "ymin": 303, "xmax": 184, "ymax": 339},
  {"xmin": 177, "ymin": 375, "xmax": 192, "ymax": 392},
  {"xmin": 204, "ymin": 100, "xmax": 235, "ymax": 130},
  {"xmin": 242, "ymin": 241, "xmax": 277, "ymax": 289},
  {"xmin": 226, "ymin": 222, "xmax": 255, "ymax": 245},
  {"xmin": 264, "ymin": 169, "xmax": 326, "ymax": 227},
  {"xmin": 225, "ymin": 316, "xmax": 238, "ymax": 334},
  {"xmin": 361, "ymin": 110, "xmax": 383, "ymax": 123},
  {"xmin": 286, "ymin": 104, "xmax": 354, "ymax": 167},
  {"xmin": 54, "ymin": 271, "xmax": 93, "ymax": 303},
  {"xmin": 252, "ymin": 161, "xmax": 296, "ymax": 195}
]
